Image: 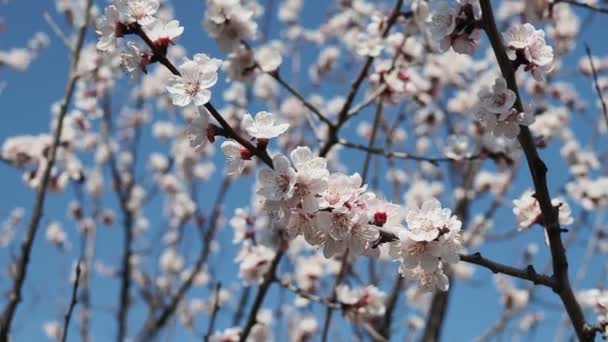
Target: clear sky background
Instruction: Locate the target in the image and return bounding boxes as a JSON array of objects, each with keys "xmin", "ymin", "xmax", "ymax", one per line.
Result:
[{"xmin": 1, "ymin": 0, "xmax": 608, "ymax": 341}]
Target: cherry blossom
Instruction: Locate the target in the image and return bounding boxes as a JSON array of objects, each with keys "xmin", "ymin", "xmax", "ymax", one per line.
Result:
[
  {"xmin": 96, "ymin": 5, "xmax": 123, "ymax": 52},
  {"xmin": 165, "ymin": 53, "xmax": 222, "ymax": 106},
  {"xmin": 241, "ymin": 111, "xmax": 290, "ymax": 140},
  {"xmin": 118, "ymin": 0, "xmax": 160, "ymax": 25},
  {"xmin": 144, "ymin": 19, "xmax": 184, "ymax": 48},
  {"xmin": 221, "ymin": 140, "xmax": 252, "ymax": 176},
  {"xmin": 503, "ymin": 23, "xmax": 554, "ymax": 80},
  {"xmin": 256, "ymin": 154, "xmax": 296, "ymax": 201},
  {"xmin": 513, "ymin": 190, "xmax": 574, "ymax": 231}
]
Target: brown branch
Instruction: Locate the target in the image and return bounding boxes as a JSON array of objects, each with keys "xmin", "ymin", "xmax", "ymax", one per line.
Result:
[
  {"xmin": 269, "ymin": 70, "xmax": 333, "ymax": 126},
  {"xmin": 361, "ymin": 100, "xmax": 384, "ymax": 184},
  {"xmin": 460, "ymin": 253, "xmax": 556, "ymax": 287},
  {"xmin": 584, "ymin": 44, "xmax": 608, "ymax": 129},
  {"xmin": 338, "ymin": 139, "xmax": 482, "ymax": 164},
  {"xmin": 0, "ymin": 1, "xmax": 93, "ymax": 338},
  {"xmin": 204, "ymin": 283, "xmax": 222, "ymax": 342},
  {"xmin": 131, "ymin": 25, "xmax": 273, "ymax": 168},
  {"xmin": 238, "ymin": 250, "xmax": 284, "ymax": 342},
  {"xmin": 61, "ymin": 260, "xmax": 81, "ymax": 342},
  {"xmin": 479, "ymin": 1, "xmax": 592, "ymax": 339},
  {"xmin": 61, "ymin": 261, "xmax": 82, "ymax": 342}
]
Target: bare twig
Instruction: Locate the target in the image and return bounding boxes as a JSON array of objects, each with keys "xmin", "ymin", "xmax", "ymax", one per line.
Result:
[
  {"xmin": 0, "ymin": 1, "xmax": 93, "ymax": 338},
  {"xmin": 43, "ymin": 12, "xmax": 71, "ymax": 49},
  {"xmin": 361, "ymin": 100, "xmax": 384, "ymax": 183},
  {"xmin": 61, "ymin": 262, "xmax": 82, "ymax": 342},
  {"xmin": 584, "ymin": 44, "xmax": 608, "ymax": 129},
  {"xmin": 204, "ymin": 283, "xmax": 222, "ymax": 342},
  {"xmin": 269, "ymin": 71, "xmax": 333, "ymax": 126},
  {"xmin": 338, "ymin": 139, "xmax": 482, "ymax": 164},
  {"xmin": 460, "ymin": 253, "xmax": 556, "ymax": 287}
]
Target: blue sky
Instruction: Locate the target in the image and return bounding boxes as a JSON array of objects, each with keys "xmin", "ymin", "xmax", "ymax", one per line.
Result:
[{"xmin": 1, "ymin": 0, "xmax": 608, "ymax": 341}]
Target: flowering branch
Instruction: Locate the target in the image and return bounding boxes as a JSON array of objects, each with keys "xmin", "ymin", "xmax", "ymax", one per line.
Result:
[
  {"xmin": 0, "ymin": 0, "xmax": 93, "ymax": 338},
  {"xmin": 479, "ymin": 2, "xmax": 592, "ymax": 339},
  {"xmin": 130, "ymin": 25, "xmax": 274, "ymax": 168}
]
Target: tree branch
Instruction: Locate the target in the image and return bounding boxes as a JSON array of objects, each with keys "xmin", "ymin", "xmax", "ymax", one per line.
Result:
[
  {"xmin": 61, "ymin": 261, "xmax": 82, "ymax": 342},
  {"xmin": 238, "ymin": 250, "xmax": 284, "ymax": 342},
  {"xmin": 584, "ymin": 43, "xmax": 608, "ymax": 129},
  {"xmin": 479, "ymin": 2, "xmax": 591, "ymax": 339}
]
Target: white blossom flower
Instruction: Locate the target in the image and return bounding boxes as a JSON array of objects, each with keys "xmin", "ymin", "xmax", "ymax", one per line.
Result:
[
  {"xmin": 186, "ymin": 107, "xmax": 209, "ymax": 151},
  {"xmin": 236, "ymin": 244, "xmax": 275, "ymax": 285},
  {"xmin": 401, "ymin": 264, "xmax": 450, "ymax": 292},
  {"xmin": 144, "ymin": 19, "xmax": 184, "ymax": 47},
  {"xmin": 513, "ymin": 190, "xmax": 574, "ymax": 231},
  {"xmin": 255, "ymin": 45, "xmax": 282, "ymax": 72},
  {"xmin": 203, "ymin": 0, "xmax": 258, "ymax": 51},
  {"xmin": 404, "ymin": 198, "xmax": 462, "ymax": 242},
  {"xmin": 337, "ymin": 285, "xmax": 386, "ymax": 321},
  {"xmin": 159, "ymin": 248, "xmax": 184, "ymax": 273},
  {"xmin": 478, "ymin": 77, "xmax": 516, "ymax": 114},
  {"xmin": 166, "ymin": 54, "xmax": 222, "ymax": 107},
  {"xmin": 257, "ymin": 154, "xmax": 296, "ymax": 201},
  {"xmin": 221, "ymin": 140, "xmax": 252, "ymax": 176},
  {"xmin": 242, "ymin": 111, "xmax": 290, "ymax": 139},
  {"xmin": 503, "ymin": 23, "xmax": 554, "ymax": 80},
  {"xmin": 117, "ymin": 0, "xmax": 160, "ymax": 25},
  {"xmin": 96, "ymin": 5, "xmax": 122, "ymax": 52}
]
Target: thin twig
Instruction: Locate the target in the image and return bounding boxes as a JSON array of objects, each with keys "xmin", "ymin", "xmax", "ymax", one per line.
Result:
[
  {"xmin": 43, "ymin": 12, "xmax": 71, "ymax": 49},
  {"xmin": 61, "ymin": 261, "xmax": 82, "ymax": 342},
  {"xmin": 270, "ymin": 71, "xmax": 333, "ymax": 126},
  {"xmin": 338, "ymin": 139, "xmax": 482, "ymax": 164},
  {"xmin": 584, "ymin": 44, "xmax": 608, "ymax": 129},
  {"xmin": 204, "ymin": 283, "xmax": 222, "ymax": 342},
  {"xmin": 361, "ymin": 100, "xmax": 384, "ymax": 184}
]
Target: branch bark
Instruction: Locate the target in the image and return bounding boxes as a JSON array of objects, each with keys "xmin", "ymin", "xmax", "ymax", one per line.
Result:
[{"xmin": 479, "ymin": 1, "xmax": 592, "ymax": 339}]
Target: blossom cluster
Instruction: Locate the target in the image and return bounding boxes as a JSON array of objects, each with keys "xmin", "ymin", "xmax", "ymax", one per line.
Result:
[{"xmin": 475, "ymin": 77, "xmax": 534, "ymax": 138}]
